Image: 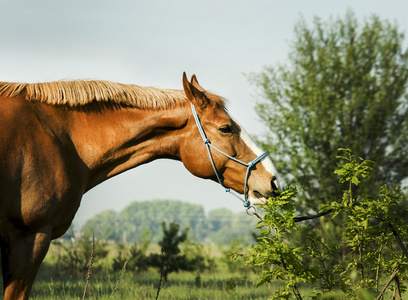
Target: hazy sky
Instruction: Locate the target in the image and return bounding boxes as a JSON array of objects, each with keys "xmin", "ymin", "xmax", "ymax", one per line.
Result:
[{"xmin": 1, "ymin": 0, "xmax": 407, "ymax": 225}]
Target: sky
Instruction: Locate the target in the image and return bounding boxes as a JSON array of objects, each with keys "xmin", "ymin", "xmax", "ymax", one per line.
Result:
[{"xmin": 1, "ymin": 0, "xmax": 407, "ymax": 225}]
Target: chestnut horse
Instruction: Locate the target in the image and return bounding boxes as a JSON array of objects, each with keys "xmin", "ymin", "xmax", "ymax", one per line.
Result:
[{"xmin": 0, "ymin": 73, "xmax": 280, "ymax": 299}]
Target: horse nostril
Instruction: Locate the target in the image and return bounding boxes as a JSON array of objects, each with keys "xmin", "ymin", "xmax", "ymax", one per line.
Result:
[
  {"xmin": 253, "ymin": 190, "xmax": 263, "ymax": 198},
  {"xmin": 271, "ymin": 176, "xmax": 280, "ymax": 196}
]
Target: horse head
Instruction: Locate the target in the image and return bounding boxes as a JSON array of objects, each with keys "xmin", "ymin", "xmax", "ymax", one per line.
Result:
[{"xmin": 180, "ymin": 73, "xmax": 281, "ymax": 206}]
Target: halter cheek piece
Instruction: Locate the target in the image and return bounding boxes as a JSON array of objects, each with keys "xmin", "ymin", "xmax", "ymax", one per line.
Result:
[{"xmin": 191, "ymin": 103, "xmax": 269, "ymax": 212}]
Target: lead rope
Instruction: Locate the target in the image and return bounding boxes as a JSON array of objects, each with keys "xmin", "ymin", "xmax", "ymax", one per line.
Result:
[{"xmin": 191, "ymin": 103, "xmax": 268, "ymax": 214}]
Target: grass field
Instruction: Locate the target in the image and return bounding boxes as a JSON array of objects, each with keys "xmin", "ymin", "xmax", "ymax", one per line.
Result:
[
  {"xmin": 3, "ymin": 242, "xmax": 403, "ymax": 299},
  {"xmin": 27, "ymin": 270, "xmax": 284, "ymax": 299},
  {"xmin": 2, "ymin": 269, "xmax": 404, "ymax": 299},
  {"xmin": 0, "ymin": 242, "xmax": 291, "ymax": 299}
]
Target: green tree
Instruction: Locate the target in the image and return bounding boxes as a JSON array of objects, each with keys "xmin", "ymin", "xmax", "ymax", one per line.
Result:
[
  {"xmin": 118, "ymin": 200, "xmax": 207, "ymax": 243},
  {"xmin": 207, "ymin": 208, "xmax": 258, "ymax": 245},
  {"xmin": 181, "ymin": 236, "xmax": 214, "ymax": 275},
  {"xmin": 82, "ymin": 210, "xmax": 119, "ymax": 241},
  {"xmin": 112, "ymin": 230, "xmax": 151, "ymax": 273},
  {"xmin": 53, "ymin": 231, "xmax": 108, "ymax": 277},
  {"xmin": 149, "ymin": 221, "xmax": 190, "ymax": 282},
  {"xmin": 252, "ymin": 11, "xmax": 408, "ymax": 212}
]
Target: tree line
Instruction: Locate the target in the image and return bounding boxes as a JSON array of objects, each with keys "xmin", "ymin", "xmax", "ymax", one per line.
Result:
[{"xmin": 80, "ymin": 200, "xmax": 258, "ymax": 245}]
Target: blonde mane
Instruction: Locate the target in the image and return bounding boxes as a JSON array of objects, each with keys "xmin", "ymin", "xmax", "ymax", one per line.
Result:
[{"xmin": 0, "ymin": 80, "xmax": 226, "ymax": 109}]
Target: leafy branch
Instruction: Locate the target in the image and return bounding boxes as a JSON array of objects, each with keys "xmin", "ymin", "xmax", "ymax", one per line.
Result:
[{"xmin": 233, "ymin": 149, "xmax": 408, "ymax": 299}]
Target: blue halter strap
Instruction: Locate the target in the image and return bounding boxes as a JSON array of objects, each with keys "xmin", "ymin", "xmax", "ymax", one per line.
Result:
[{"xmin": 191, "ymin": 103, "xmax": 269, "ymax": 210}]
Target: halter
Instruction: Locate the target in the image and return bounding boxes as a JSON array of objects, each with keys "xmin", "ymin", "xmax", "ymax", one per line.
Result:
[{"xmin": 191, "ymin": 103, "xmax": 269, "ymax": 211}]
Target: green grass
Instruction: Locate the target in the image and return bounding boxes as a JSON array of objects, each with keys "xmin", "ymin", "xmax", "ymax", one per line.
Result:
[
  {"xmin": 27, "ymin": 270, "xmax": 282, "ymax": 300},
  {"xmin": 0, "ymin": 242, "xmax": 285, "ymax": 299},
  {"xmin": 5, "ymin": 243, "xmax": 403, "ymax": 299}
]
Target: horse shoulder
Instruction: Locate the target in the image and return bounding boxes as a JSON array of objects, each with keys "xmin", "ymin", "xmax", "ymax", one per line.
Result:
[{"xmin": 0, "ymin": 97, "xmax": 87, "ymax": 236}]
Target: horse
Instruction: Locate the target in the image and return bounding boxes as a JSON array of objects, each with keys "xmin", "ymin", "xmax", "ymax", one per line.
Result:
[{"xmin": 0, "ymin": 72, "xmax": 280, "ymax": 299}]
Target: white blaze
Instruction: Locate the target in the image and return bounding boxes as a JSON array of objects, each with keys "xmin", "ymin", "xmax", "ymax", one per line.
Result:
[
  {"xmin": 233, "ymin": 119, "xmax": 281, "ymax": 204},
  {"xmin": 239, "ymin": 127, "xmax": 281, "ymax": 187}
]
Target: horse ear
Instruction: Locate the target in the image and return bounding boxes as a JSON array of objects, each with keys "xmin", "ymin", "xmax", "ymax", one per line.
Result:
[
  {"xmin": 191, "ymin": 74, "xmax": 205, "ymax": 92},
  {"xmin": 182, "ymin": 72, "xmax": 209, "ymax": 109}
]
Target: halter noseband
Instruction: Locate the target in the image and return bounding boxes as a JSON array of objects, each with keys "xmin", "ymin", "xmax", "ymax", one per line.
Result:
[{"xmin": 191, "ymin": 103, "xmax": 269, "ymax": 211}]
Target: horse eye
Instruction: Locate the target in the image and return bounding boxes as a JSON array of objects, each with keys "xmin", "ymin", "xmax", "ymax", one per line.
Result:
[{"xmin": 219, "ymin": 125, "xmax": 233, "ymax": 134}]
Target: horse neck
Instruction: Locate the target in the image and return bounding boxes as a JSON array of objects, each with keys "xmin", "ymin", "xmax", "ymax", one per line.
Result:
[{"xmin": 64, "ymin": 104, "xmax": 190, "ymax": 190}]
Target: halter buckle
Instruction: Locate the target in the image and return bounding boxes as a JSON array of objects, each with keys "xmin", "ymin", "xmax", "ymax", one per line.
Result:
[{"xmin": 246, "ymin": 205, "xmax": 257, "ymax": 216}]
